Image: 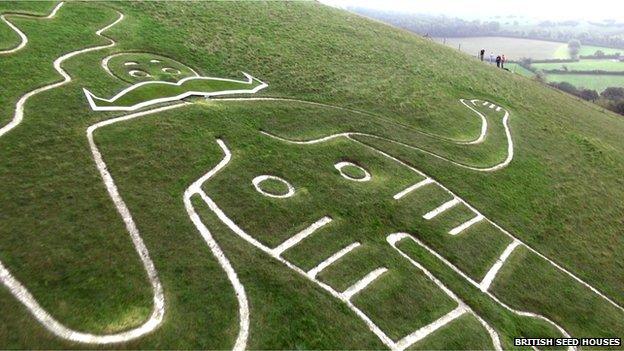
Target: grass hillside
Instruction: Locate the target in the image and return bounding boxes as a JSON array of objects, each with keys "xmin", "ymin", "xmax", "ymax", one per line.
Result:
[{"xmin": 0, "ymin": 1, "xmax": 623, "ymax": 349}]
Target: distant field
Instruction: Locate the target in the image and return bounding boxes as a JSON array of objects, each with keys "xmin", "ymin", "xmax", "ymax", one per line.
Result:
[
  {"xmin": 554, "ymin": 45, "xmax": 624, "ymax": 59},
  {"xmin": 435, "ymin": 36, "xmax": 623, "ymax": 60},
  {"xmin": 545, "ymin": 74, "xmax": 624, "ymax": 92},
  {"xmin": 505, "ymin": 63, "xmax": 624, "ymax": 91},
  {"xmin": 435, "ymin": 36, "xmax": 566, "ymax": 60},
  {"xmin": 435, "ymin": 37, "xmax": 624, "ymax": 90},
  {"xmin": 533, "ymin": 59, "xmax": 624, "ymax": 72}
]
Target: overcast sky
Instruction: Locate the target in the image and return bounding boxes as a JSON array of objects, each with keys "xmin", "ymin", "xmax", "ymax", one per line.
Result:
[{"xmin": 318, "ymin": 0, "xmax": 624, "ymax": 20}]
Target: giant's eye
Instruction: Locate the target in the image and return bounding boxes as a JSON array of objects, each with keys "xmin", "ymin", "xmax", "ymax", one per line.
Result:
[
  {"xmin": 162, "ymin": 67, "xmax": 181, "ymax": 75},
  {"xmin": 334, "ymin": 162, "xmax": 371, "ymax": 182},
  {"xmin": 128, "ymin": 69, "xmax": 151, "ymax": 78},
  {"xmin": 252, "ymin": 175, "xmax": 295, "ymax": 198}
]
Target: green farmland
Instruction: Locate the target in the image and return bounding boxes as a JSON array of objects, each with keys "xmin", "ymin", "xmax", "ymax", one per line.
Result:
[
  {"xmin": 533, "ymin": 59, "xmax": 624, "ymax": 72},
  {"xmin": 435, "ymin": 36, "xmax": 622, "ymax": 60},
  {"xmin": 554, "ymin": 44, "xmax": 624, "ymax": 58},
  {"xmin": 531, "ymin": 59, "xmax": 624, "ymax": 91},
  {"xmin": 545, "ymin": 74, "xmax": 624, "ymax": 92}
]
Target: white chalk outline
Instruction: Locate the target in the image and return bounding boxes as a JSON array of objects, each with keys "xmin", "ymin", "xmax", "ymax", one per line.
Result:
[
  {"xmin": 217, "ymin": 97, "xmax": 492, "ymax": 146},
  {"xmin": 162, "ymin": 67, "xmax": 181, "ymax": 74},
  {"xmin": 83, "ymin": 72, "xmax": 268, "ymax": 112},
  {"xmin": 0, "ymin": 2, "xmax": 64, "ymax": 55},
  {"xmin": 128, "ymin": 69, "xmax": 151, "ymax": 78},
  {"xmin": 422, "ymin": 197, "xmax": 460, "ymax": 220},
  {"xmin": 195, "ymin": 139, "xmax": 503, "ymax": 350},
  {"xmin": 248, "ymin": 98, "xmax": 513, "ymax": 172},
  {"xmin": 0, "ymin": 100, "xmax": 289, "ymax": 345},
  {"xmin": 394, "ymin": 305, "xmax": 471, "ymax": 351},
  {"xmin": 479, "ymin": 240, "xmax": 521, "ymax": 292},
  {"xmin": 459, "ymin": 99, "xmax": 488, "ymax": 145},
  {"xmin": 0, "ymin": 8, "xmax": 171, "ymax": 343},
  {"xmin": 334, "ymin": 161, "xmax": 372, "ymax": 182},
  {"xmin": 248, "ymin": 98, "xmax": 623, "ymax": 315},
  {"xmin": 386, "ymin": 234, "xmax": 502, "ymax": 350},
  {"xmin": 184, "ymin": 138, "xmax": 250, "ymax": 351},
  {"xmin": 341, "ymin": 267, "xmax": 388, "ymax": 300},
  {"xmin": 393, "ymin": 178, "xmax": 434, "ymax": 200},
  {"xmin": 74, "ymin": 79, "xmax": 581, "ymax": 351},
  {"xmin": 57, "ymin": 96, "xmax": 624, "ymax": 347},
  {"xmin": 307, "ymin": 242, "xmax": 361, "ymax": 279},
  {"xmin": 388, "ymin": 233, "xmax": 574, "ymax": 350},
  {"xmin": 0, "ymin": 3, "xmax": 249, "ymax": 344},
  {"xmin": 193, "ymin": 140, "xmax": 398, "ymax": 349},
  {"xmin": 252, "ymin": 174, "xmax": 295, "ymax": 199},
  {"xmin": 1, "ymin": 14, "xmax": 620, "ymax": 344},
  {"xmin": 3, "ymin": 92, "xmax": 613, "ymax": 348},
  {"xmin": 0, "ymin": 6, "xmax": 124, "ymax": 138},
  {"xmin": 0, "ymin": 108, "xmax": 181, "ymax": 343},
  {"xmin": 0, "ymin": 17, "xmax": 250, "ymax": 349},
  {"xmin": 272, "ymin": 216, "xmax": 332, "ymax": 256},
  {"xmin": 448, "ymin": 214, "xmax": 484, "ymax": 235}
]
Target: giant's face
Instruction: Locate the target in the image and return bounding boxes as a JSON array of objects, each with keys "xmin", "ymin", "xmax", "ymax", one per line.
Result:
[
  {"xmin": 199, "ymin": 100, "xmax": 511, "ymax": 281},
  {"xmin": 104, "ymin": 53, "xmax": 198, "ymax": 83},
  {"xmin": 195, "ymin": 126, "xmax": 518, "ymax": 346}
]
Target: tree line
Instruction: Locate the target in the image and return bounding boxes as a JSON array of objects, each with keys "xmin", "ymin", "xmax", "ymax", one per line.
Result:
[
  {"xmin": 348, "ymin": 8, "xmax": 624, "ymax": 51},
  {"xmin": 548, "ymin": 83, "xmax": 624, "ymax": 115}
]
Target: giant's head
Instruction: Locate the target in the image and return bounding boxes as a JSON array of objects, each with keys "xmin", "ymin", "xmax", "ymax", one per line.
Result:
[{"xmin": 86, "ymin": 52, "xmax": 267, "ymax": 111}]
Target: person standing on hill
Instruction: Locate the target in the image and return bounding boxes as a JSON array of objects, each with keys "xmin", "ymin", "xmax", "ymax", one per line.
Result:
[
  {"xmin": 490, "ymin": 52, "xmax": 494, "ymax": 64},
  {"xmin": 501, "ymin": 54, "xmax": 506, "ymax": 69},
  {"xmin": 496, "ymin": 55, "xmax": 501, "ymax": 68},
  {"xmin": 480, "ymin": 48, "xmax": 485, "ymax": 61}
]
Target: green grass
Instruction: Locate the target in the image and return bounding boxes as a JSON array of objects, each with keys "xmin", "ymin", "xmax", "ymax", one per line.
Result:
[
  {"xmin": 491, "ymin": 245, "xmax": 624, "ymax": 339},
  {"xmin": 0, "ymin": 1, "xmax": 57, "ymax": 49},
  {"xmin": 352, "ymin": 268, "xmax": 457, "ymax": 341},
  {"xmin": 105, "ymin": 52, "xmax": 199, "ymax": 83},
  {"xmin": 409, "ymin": 313, "xmax": 494, "ymax": 350},
  {"xmin": 192, "ymin": 195, "xmax": 386, "ymax": 350},
  {"xmin": 507, "ymin": 63, "xmax": 536, "ymax": 78},
  {"xmin": 396, "ymin": 238, "xmax": 567, "ymax": 350},
  {"xmin": 545, "ymin": 73, "xmax": 624, "ymax": 92},
  {"xmin": 1, "ymin": 0, "xmax": 623, "ymax": 348}
]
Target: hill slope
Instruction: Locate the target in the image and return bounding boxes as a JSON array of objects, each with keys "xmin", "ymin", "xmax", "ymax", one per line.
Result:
[{"xmin": 0, "ymin": 1, "xmax": 622, "ymax": 349}]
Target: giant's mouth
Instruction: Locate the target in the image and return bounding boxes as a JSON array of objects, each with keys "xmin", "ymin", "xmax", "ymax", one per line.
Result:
[{"xmin": 83, "ymin": 72, "xmax": 268, "ymax": 112}]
